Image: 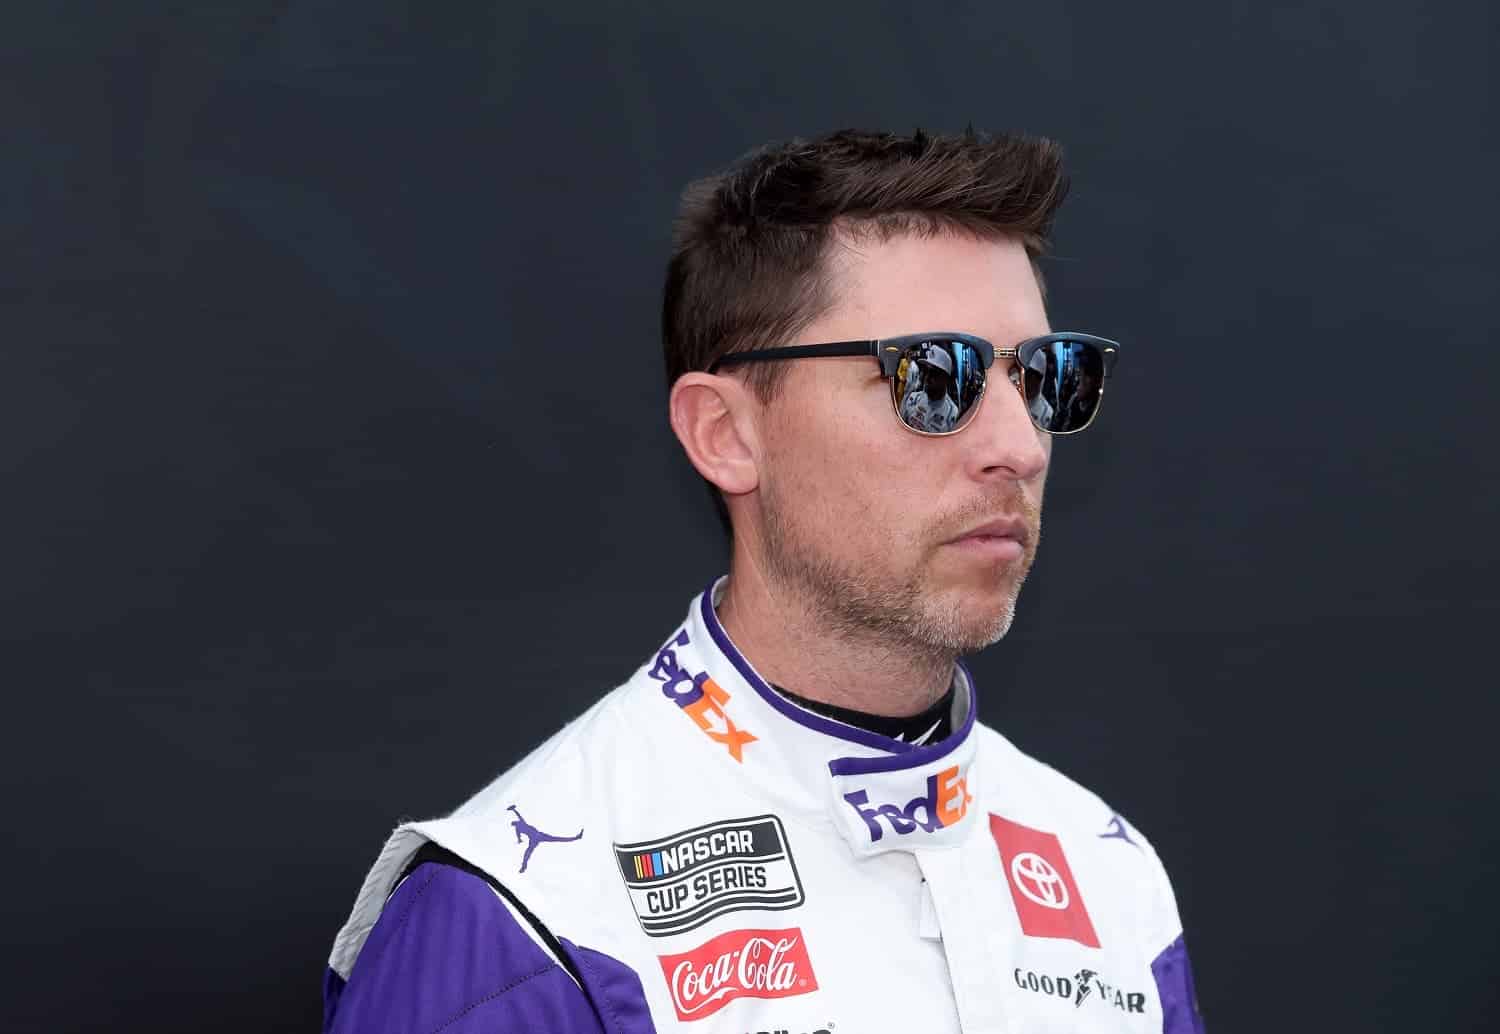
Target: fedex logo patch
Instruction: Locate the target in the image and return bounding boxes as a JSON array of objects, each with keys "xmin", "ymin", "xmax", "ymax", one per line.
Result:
[
  {"xmin": 842, "ymin": 764, "xmax": 972, "ymax": 842},
  {"xmin": 651, "ymin": 630, "xmax": 758, "ymax": 762},
  {"xmin": 989, "ymin": 813, "xmax": 1100, "ymax": 948}
]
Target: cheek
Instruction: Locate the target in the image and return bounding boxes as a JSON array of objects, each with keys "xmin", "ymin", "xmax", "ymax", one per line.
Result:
[
  {"xmin": 1035, "ymin": 434, "xmax": 1053, "ymax": 490},
  {"xmin": 770, "ymin": 390, "xmax": 926, "ymax": 549}
]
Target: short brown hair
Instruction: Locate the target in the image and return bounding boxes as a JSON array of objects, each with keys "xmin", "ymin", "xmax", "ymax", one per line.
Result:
[{"xmin": 661, "ymin": 127, "xmax": 1070, "ymax": 533}]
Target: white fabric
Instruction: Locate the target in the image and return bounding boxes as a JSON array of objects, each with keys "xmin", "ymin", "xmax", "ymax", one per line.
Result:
[
  {"xmin": 900, "ymin": 388, "xmax": 962, "ymax": 431},
  {"xmin": 330, "ymin": 579, "xmax": 1186, "ymax": 1032}
]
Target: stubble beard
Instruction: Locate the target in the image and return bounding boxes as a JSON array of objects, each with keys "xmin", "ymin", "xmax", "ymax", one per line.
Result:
[{"xmin": 759, "ymin": 487, "xmax": 1041, "ymax": 657}]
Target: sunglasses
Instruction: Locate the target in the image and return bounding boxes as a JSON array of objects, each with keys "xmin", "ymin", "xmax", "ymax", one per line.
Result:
[{"xmin": 709, "ymin": 331, "xmax": 1121, "ymax": 436}]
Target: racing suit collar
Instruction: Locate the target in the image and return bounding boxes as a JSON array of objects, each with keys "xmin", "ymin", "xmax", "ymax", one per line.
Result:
[{"xmin": 693, "ymin": 576, "xmax": 981, "ymax": 856}]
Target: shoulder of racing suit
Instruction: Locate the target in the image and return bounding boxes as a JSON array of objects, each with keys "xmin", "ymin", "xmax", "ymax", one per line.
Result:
[
  {"xmin": 971, "ymin": 721, "xmax": 1204, "ymax": 1031},
  {"xmin": 325, "ymin": 681, "xmax": 657, "ymax": 1034},
  {"xmin": 322, "ymin": 852, "xmax": 620, "ymax": 1033},
  {"xmin": 973, "ymin": 722, "xmax": 1189, "ymax": 958}
]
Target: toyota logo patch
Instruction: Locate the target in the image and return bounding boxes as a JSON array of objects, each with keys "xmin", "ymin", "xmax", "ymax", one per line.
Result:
[{"xmin": 989, "ymin": 813, "xmax": 1101, "ymax": 948}]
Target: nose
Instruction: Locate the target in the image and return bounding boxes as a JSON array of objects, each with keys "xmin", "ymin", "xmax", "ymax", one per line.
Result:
[{"xmin": 961, "ymin": 372, "xmax": 1049, "ymax": 483}]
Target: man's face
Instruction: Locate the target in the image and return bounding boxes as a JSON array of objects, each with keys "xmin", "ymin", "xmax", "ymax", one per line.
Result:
[
  {"xmin": 923, "ymin": 365, "xmax": 951, "ymax": 402},
  {"xmin": 751, "ymin": 232, "xmax": 1052, "ymax": 654}
]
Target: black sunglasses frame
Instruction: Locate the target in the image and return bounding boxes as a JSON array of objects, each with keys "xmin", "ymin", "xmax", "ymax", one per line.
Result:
[{"xmin": 709, "ymin": 331, "xmax": 1121, "ymax": 435}]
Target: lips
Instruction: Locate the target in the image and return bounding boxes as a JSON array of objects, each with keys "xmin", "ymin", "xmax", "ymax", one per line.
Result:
[{"xmin": 952, "ymin": 517, "xmax": 1030, "ymax": 547}]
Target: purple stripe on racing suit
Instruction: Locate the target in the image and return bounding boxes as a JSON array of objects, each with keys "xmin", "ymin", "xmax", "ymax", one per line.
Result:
[
  {"xmin": 322, "ymin": 861, "xmax": 651, "ymax": 1034},
  {"xmin": 1151, "ymin": 934, "xmax": 1207, "ymax": 1034}
]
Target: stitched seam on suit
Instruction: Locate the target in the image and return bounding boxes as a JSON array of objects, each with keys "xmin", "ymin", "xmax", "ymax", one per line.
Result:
[
  {"xmin": 575, "ymin": 948, "xmax": 623, "ymax": 1034},
  {"xmin": 424, "ymin": 963, "xmax": 558, "ymax": 1034},
  {"xmin": 359, "ymin": 867, "xmax": 441, "ymax": 971}
]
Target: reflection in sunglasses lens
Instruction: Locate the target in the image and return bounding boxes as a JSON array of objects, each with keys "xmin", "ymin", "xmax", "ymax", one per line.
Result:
[
  {"xmin": 893, "ymin": 339, "xmax": 986, "ymax": 434},
  {"xmin": 1025, "ymin": 339, "xmax": 1104, "ymax": 434}
]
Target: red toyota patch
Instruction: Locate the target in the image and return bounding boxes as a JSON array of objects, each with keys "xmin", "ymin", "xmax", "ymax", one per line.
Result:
[{"xmin": 989, "ymin": 813, "xmax": 1101, "ymax": 948}]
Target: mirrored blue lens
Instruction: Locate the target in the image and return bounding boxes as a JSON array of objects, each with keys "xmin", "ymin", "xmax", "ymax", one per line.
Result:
[
  {"xmin": 891, "ymin": 339, "xmax": 987, "ymax": 434},
  {"xmin": 1022, "ymin": 338, "xmax": 1106, "ymax": 434}
]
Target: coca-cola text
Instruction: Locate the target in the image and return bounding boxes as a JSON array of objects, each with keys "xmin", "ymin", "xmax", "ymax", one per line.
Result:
[{"xmin": 657, "ymin": 927, "xmax": 818, "ymax": 1021}]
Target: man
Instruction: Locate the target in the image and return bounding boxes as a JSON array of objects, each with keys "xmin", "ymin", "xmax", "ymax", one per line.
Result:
[
  {"xmin": 899, "ymin": 343, "xmax": 963, "ymax": 433},
  {"xmin": 323, "ymin": 129, "xmax": 1204, "ymax": 1033}
]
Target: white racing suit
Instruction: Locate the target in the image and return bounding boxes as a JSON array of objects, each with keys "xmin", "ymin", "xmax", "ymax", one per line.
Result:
[{"xmin": 325, "ymin": 579, "xmax": 1206, "ymax": 1033}]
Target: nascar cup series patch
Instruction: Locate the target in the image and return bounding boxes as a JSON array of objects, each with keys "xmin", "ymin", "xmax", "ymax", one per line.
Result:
[{"xmin": 614, "ymin": 815, "xmax": 805, "ymax": 937}]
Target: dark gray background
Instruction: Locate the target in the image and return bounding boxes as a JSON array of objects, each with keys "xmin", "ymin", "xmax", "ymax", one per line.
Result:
[{"xmin": 4, "ymin": 2, "xmax": 1496, "ymax": 1031}]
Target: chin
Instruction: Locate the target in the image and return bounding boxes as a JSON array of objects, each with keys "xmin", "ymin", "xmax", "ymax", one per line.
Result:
[
  {"xmin": 964, "ymin": 600, "xmax": 1019, "ymax": 649},
  {"xmin": 913, "ymin": 583, "xmax": 1021, "ymax": 654},
  {"xmin": 949, "ymin": 567, "xmax": 1027, "ymax": 610}
]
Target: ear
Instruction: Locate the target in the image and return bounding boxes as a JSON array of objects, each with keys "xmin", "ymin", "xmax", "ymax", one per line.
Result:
[{"xmin": 668, "ymin": 372, "xmax": 761, "ymax": 498}]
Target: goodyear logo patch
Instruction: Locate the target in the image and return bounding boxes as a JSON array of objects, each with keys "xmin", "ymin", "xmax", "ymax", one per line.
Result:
[{"xmin": 614, "ymin": 815, "xmax": 805, "ymax": 938}]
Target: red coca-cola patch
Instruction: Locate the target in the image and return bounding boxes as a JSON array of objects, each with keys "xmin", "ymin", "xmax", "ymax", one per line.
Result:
[
  {"xmin": 657, "ymin": 926, "xmax": 819, "ymax": 1021},
  {"xmin": 989, "ymin": 813, "xmax": 1101, "ymax": 948}
]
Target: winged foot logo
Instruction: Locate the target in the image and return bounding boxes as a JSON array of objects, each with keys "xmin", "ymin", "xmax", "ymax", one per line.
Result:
[
  {"xmin": 1013, "ymin": 966, "xmax": 1147, "ymax": 1014},
  {"xmin": 651, "ymin": 630, "xmax": 758, "ymax": 762}
]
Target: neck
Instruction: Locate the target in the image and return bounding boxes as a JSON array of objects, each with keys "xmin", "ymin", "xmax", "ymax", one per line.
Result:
[{"xmin": 714, "ymin": 548, "xmax": 955, "ymax": 719}]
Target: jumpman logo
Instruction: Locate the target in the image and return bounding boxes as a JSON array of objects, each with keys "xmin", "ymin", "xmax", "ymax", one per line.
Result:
[
  {"xmin": 508, "ymin": 805, "xmax": 583, "ymax": 873},
  {"xmin": 1098, "ymin": 813, "xmax": 1140, "ymax": 849}
]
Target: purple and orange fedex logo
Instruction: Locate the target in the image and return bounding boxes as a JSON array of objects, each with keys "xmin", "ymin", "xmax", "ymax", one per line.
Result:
[
  {"xmin": 650, "ymin": 630, "xmax": 758, "ymax": 762},
  {"xmin": 843, "ymin": 764, "xmax": 972, "ymax": 842}
]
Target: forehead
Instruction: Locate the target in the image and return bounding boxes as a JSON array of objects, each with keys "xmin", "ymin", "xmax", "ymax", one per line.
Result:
[{"xmin": 816, "ymin": 231, "xmax": 1050, "ymax": 343}]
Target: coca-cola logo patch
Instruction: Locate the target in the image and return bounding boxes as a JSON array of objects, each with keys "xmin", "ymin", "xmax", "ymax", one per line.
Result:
[{"xmin": 657, "ymin": 927, "xmax": 819, "ymax": 1021}]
